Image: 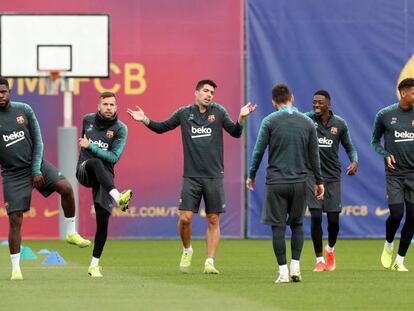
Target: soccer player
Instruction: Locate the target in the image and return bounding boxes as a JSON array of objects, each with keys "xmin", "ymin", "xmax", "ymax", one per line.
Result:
[
  {"xmin": 246, "ymin": 84, "xmax": 324, "ymax": 283},
  {"xmin": 304, "ymin": 90, "xmax": 358, "ymax": 272},
  {"xmin": 76, "ymin": 91, "xmax": 132, "ymax": 277},
  {"xmin": 127, "ymin": 80, "xmax": 256, "ymax": 274},
  {"xmin": 0, "ymin": 77, "xmax": 90, "ymax": 281},
  {"xmin": 372, "ymin": 77, "xmax": 414, "ymax": 272}
]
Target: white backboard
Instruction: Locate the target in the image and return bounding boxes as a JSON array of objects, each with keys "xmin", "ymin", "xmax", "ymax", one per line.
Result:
[{"xmin": 0, "ymin": 14, "xmax": 110, "ymax": 77}]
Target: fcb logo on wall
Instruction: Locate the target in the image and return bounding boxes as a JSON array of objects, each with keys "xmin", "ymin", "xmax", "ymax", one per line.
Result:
[
  {"xmin": 330, "ymin": 127, "xmax": 338, "ymax": 135},
  {"xmin": 16, "ymin": 116, "xmax": 25, "ymax": 124},
  {"xmin": 106, "ymin": 131, "xmax": 114, "ymax": 138},
  {"xmin": 208, "ymin": 114, "xmax": 216, "ymax": 122}
]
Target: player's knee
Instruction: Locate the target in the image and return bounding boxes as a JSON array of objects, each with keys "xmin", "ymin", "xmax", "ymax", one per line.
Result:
[
  {"xmin": 8, "ymin": 212, "xmax": 23, "ymax": 228},
  {"xmin": 55, "ymin": 180, "xmax": 74, "ymax": 197},
  {"xmin": 179, "ymin": 214, "xmax": 192, "ymax": 225},
  {"xmin": 206, "ymin": 213, "xmax": 220, "ymax": 226}
]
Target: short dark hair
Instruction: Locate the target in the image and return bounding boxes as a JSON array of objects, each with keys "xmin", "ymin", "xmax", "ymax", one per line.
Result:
[
  {"xmin": 272, "ymin": 83, "xmax": 292, "ymax": 103},
  {"xmin": 0, "ymin": 77, "xmax": 10, "ymax": 89},
  {"xmin": 196, "ymin": 80, "xmax": 217, "ymax": 90},
  {"xmin": 99, "ymin": 91, "xmax": 116, "ymax": 100},
  {"xmin": 314, "ymin": 89, "xmax": 331, "ymax": 100},
  {"xmin": 398, "ymin": 78, "xmax": 414, "ymax": 91}
]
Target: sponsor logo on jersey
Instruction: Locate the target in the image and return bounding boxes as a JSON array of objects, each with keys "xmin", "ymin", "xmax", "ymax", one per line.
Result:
[
  {"xmin": 188, "ymin": 114, "xmax": 194, "ymax": 121},
  {"xmin": 191, "ymin": 126, "xmax": 212, "ymax": 138},
  {"xmin": 106, "ymin": 130, "xmax": 114, "ymax": 138},
  {"xmin": 318, "ymin": 136, "xmax": 333, "ymax": 148},
  {"xmin": 16, "ymin": 115, "xmax": 25, "ymax": 124},
  {"xmin": 330, "ymin": 127, "xmax": 337, "ymax": 135},
  {"xmin": 208, "ymin": 114, "xmax": 216, "ymax": 122},
  {"xmin": 2, "ymin": 130, "xmax": 25, "ymax": 147},
  {"xmin": 88, "ymin": 138, "xmax": 109, "ymax": 150},
  {"xmin": 394, "ymin": 130, "xmax": 414, "ymax": 142},
  {"xmin": 390, "ymin": 117, "xmax": 397, "ymax": 125}
]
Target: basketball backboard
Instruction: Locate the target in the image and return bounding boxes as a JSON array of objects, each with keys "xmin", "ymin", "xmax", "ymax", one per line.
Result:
[{"xmin": 0, "ymin": 14, "xmax": 109, "ymax": 77}]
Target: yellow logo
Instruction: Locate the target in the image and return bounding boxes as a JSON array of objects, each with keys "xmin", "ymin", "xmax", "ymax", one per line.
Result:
[
  {"xmin": 375, "ymin": 207, "xmax": 389, "ymax": 217},
  {"xmin": 44, "ymin": 209, "xmax": 59, "ymax": 217}
]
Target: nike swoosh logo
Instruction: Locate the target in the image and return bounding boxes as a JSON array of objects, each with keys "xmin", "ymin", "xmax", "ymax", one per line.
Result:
[
  {"xmin": 44, "ymin": 209, "xmax": 59, "ymax": 217},
  {"xmin": 375, "ymin": 207, "xmax": 389, "ymax": 217}
]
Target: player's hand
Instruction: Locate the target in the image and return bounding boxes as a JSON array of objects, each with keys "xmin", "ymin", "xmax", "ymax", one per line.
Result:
[
  {"xmin": 246, "ymin": 178, "xmax": 256, "ymax": 191},
  {"xmin": 127, "ymin": 106, "xmax": 146, "ymax": 122},
  {"xmin": 386, "ymin": 154, "xmax": 396, "ymax": 170},
  {"xmin": 33, "ymin": 174, "xmax": 45, "ymax": 189},
  {"xmin": 238, "ymin": 102, "xmax": 257, "ymax": 124},
  {"xmin": 314, "ymin": 184, "xmax": 324, "ymax": 200},
  {"xmin": 346, "ymin": 161, "xmax": 358, "ymax": 176},
  {"xmin": 79, "ymin": 134, "xmax": 89, "ymax": 149}
]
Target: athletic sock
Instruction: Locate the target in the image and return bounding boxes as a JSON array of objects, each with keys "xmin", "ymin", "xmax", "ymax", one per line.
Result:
[
  {"xmin": 109, "ymin": 189, "xmax": 120, "ymax": 204},
  {"xmin": 90, "ymin": 257, "xmax": 100, "ymax": 267},
  {"xmin": 290, "ymin": 259, "xmax": 300, "ymax": 272},
  {"xmin": 385, "ymin": 241, "xmax": 394, "ymax": 250},
  {"xmin": 65, "ymin": 217, "xmax": 76, "ymax": 235},
  {"xmin": 316, "ymin": 256, "xmax": 325, "ymax": 264},
  {"xmin": 395, "ymin": 254, "xmax": 404, "ymax": 265},
  {"xmin": 326, "ymin": 245, "xmax": 334, "ymax": 253},
  {"xmin": 184, "ymin": 246, "xmax": 193, "ymax": 253},
  {"xmin": 205, "ymin": 258, "xmax": 214, "ymax": 265},
  {"xmin": 10, "ymin": 253, "xmax": 20, "ymax": 270},
  {"xmin": 279, "ymin": 264, "xmax": 288, "ymax": 276}
]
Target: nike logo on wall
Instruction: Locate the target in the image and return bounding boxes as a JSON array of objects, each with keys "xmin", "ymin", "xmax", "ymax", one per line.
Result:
[
  {"xmin": 44, "ymin": 209, "xmax": 59, "ymax": 217},
  {"xmin": 375, "ymin": 207, "xmax": 389, "ymax": 216}
]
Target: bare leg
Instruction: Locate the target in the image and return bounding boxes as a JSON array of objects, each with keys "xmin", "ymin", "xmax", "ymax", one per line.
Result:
[
  {"xmin": 206, "ymin": 213, "xmax": 220, "ymax": 258},
  {"xmin": 178, "ymin": 210, "xmax": 194, "ymax": 248},
  {"xmin": 54, "ymin": 179, "xmax": 75, "ymax": 217},
  {"xmin": 8, "ymin": 211, "xmax": 23, "ymax": 254}
]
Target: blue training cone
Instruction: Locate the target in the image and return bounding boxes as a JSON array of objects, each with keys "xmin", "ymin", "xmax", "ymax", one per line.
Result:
[
  {"xmin": 37, "ymin": 249, "xmax": 51, "ymax": 255},
  {"xmin": 0, "ymin": 240, "xmax": 8, "ymax": 246},
  {"xmin": 42, "ymin": 251, "xmax": 66, "ymax": 265},
  {"xmin": 21, "ymin": 246, "xmax": 37, "ymax": 260}
]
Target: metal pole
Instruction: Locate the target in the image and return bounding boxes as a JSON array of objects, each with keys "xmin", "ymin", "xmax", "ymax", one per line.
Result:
[{"xmin": 58, "ymin": 78, "xmax": 79, "ymax": 239}]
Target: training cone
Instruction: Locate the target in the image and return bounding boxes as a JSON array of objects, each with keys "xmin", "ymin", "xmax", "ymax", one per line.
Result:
[
  {"xmin": 37, "ymin": 249, "xmax": 51, "ymax": 255},
  {"xmin": 42, "ymin": 251, "xmax": 67, "ymax": 265},
  {"xmin": 0, "ymin": 240, "xmax": 9, "ymax": 246},
  {"xmin": 21, "ymin": 246, "xmax": 37, "ymax": 260}
]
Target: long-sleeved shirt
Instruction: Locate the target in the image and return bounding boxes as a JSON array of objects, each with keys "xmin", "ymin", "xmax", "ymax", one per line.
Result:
[
  {"xmin": 0, "ymin": 101, "xmax": 43, "ymax": 177},
  {"xmin": 249, "ymin": 105, "xmax": 323, "ymax": 184},
  {"xmin": 305, "ymin": 111, "xmax": 358, "ymax": 182},
  {"xmin": 371, "ymin": 103, "xmax": 414, "ymax": 177},
  {"xmin": 147, "ymin": 102, "xmax": 243, "ymax": 178},
  {"xmin": 78, "ymin": 113, "xmax": 128, "ymax": 175}
]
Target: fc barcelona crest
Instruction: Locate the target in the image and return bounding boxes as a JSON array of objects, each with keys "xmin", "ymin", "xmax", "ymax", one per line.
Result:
[
  {"xmin": 208, "ymin": 114, "xmax": 216, "ymax": 122},
  {"xmin": 16, "ymin": 116, "xmax": 25, "ymax": 124},
  {"xmin": 330, "ymin": 127, "xmax": 338, "ymax": 135},
  {"xmin": 106, "ymin": 130, "xmax": 114, "ymax": 138}
]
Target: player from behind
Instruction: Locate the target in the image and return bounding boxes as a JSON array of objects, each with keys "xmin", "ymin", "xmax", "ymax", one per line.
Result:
[
  {"xmin": 372, "ymin": 78, "xmax": 414, "ymax": 272},
  {"xmin": 127, "ymin": 80, "xmax": 256, "ymax": 274},
  {"xmin": 76, "ymin": 91, "xmax": 131, "ymax": 277},
  {"xmin": 0, "ymin": 77, "xmax": 90, "ymax": 281},
  {"xmin": 304, "ymin": 90, "xmax": 358, "ymax": 272},
  {"xmin": 246, "ymin": 84, "xmax": 324, "ymax": 283}
]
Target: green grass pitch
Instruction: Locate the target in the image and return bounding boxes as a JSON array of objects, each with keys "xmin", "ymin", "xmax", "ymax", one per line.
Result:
[{"xmin": 1, "ymin": 240, "xmax": 414, "ymax": 310}]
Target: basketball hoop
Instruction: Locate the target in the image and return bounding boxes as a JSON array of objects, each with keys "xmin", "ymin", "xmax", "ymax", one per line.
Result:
[{"xmin": 43, "ymin": 70, "xmax": 61, "ymax": 95}]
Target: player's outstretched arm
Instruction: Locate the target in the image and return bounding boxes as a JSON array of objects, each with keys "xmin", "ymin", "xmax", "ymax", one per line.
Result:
[
  {"xmin": 127, "ymin": 106, "xmax": 150, "ymax": 126},
  {"xmin": 238, "ymin": 102, "xmax": 257, "ymax": 125}
]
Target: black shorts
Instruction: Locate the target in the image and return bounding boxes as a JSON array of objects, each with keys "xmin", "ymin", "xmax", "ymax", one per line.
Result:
[
  {"xmin": 386, "ymin": 175, "xmax": 414, "ymax": 205},
  {"xmin": 179, "ymin": 177, "xmax": 226, "ymax": 214},
  {"xmin": 2, "ymin": 159, "xmax": 65, "ymax": 215},
  {"xmin": 306, "ymin": 179, "xmax": 341, "ymax": 212},
  {"xmin": 262, "ymin": 182, "xmax": 306, "ymax": 227},
  {"xmin": 76, "ymin": 160, "xmax": 114, "ymax": 212}
]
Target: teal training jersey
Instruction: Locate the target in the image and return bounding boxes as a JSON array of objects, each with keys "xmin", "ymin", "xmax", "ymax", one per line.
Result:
[
  {"xmin": 0, "ymin": 101, "xmax": 43, "ymax": 177},
  {"xmin": 147, "ymin": 102, "xmax": 243, "ymax": 178},
  {"xmin": 249, "ymin": 106, "xmax": 323, "ymax": 185},
  {"xmin": 371, "ymin": 103, "xmax": 414, "ymax": 177},
  {"xmin": 78, "ymin": 113, "xmax": 128, "ymax": 175},
  {"xmin": 305, "ymin": 111, "xmax": 358, "ymax": 181}
]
